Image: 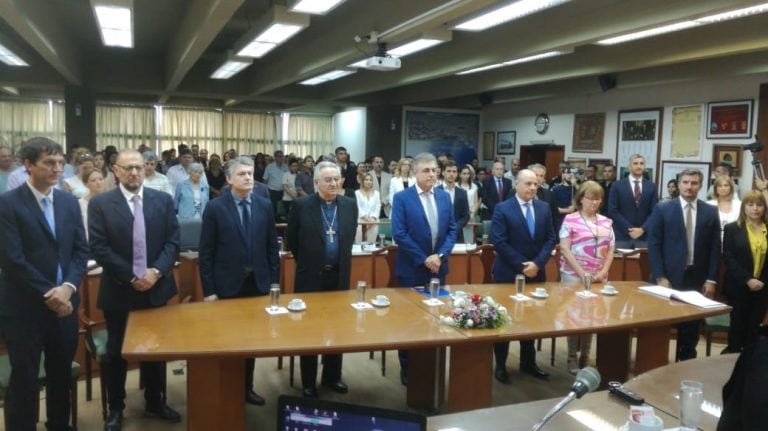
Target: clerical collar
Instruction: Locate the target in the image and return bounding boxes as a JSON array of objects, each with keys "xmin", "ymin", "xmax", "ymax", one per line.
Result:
[{"xmin": 322, "ymin": 196, "xmax": 337, "ymax": 205}]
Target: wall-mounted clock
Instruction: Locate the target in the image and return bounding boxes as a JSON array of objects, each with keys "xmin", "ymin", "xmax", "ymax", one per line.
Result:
[{"xmin": 535, "ymin": 113, "xmax": 550, "ymax": 135}]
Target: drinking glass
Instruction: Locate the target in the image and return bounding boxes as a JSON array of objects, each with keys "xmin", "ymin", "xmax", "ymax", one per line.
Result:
[
  {"xmin": 583, "ymin": 273, "xmax": 593, "ymax": 293},
  {"xmin": 429, "ymin": 278, "xmax": 440, "ymax": 300},
  {"xmin": 357, "ymin": 281, "xmax": 367, "ymax": 305},
  {"xmin": 378, "ymin": 233, "xmax": 386, "ymax": 247},
  {"xmin": 679, "ymin": 380, "xmax": 703, "ymax": 431},
  {"xmin": 269, "ymin": 284, "xmax": 281, "ymax": 311},
  {"xmin": 515, "ymin": 274, "xmax": 526, "ymax": 298}
]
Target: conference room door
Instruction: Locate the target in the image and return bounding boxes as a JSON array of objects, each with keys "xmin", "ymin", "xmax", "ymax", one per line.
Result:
[{"xmin": 519, "ymin": 145, "xmax": 564, "ymax": 183}]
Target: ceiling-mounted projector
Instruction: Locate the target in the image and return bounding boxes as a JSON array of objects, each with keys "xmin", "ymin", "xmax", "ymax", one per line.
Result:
[{"xmin": 365, "ymin": 56, "xmax": 401, "ymax": 71}]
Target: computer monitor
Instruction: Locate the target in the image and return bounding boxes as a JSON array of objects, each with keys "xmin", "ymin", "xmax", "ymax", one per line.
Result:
[{"xmin": 277, "ymin": 394, "xmax": 426, "ymax": 431}]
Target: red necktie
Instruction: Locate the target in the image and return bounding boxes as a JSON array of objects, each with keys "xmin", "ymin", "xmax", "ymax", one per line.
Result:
[
  {"xmin": 633, "ymin": 180, "xmax": 641, "ymax": 206},
  {"xmin": 497, "ymin": 179, "xmax": 504, "ymax": 202}
]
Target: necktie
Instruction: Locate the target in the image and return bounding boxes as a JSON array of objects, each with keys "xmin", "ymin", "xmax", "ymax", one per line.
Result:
[
  {"xmin": 633, "ymin": 180, "xmax": 641, "ymax": 206},
  {"xmin": 132, "ymin": 195, "xmax": 147, "ymax": 278},
  {"xmin": 685, "ymin": 203, "xmax": 694, "ymax": 265},
  {"xmin": 239, "ymin": 199, "xmax": 253, "ymax": 263},
  {"xmin": 41, "ymin": 197, "xmax": 63, "ymax": 285},
  {"xmin": 524, "ymin": 202, "xmax": 535, "ymax": 238},
  {"xmin": 423, "ymin": 192, "xmax": 438, "ymax": 251},
  {"xmin": 497, "ymin": 179, "xmax": 504, "ymax": 202}
]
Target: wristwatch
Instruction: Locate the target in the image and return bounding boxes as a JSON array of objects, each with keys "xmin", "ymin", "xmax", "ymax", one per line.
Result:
[
  {"xmin": 151, "ymin": 268, "xmax": 162, "ymax": 277},
  {"xmin": 438, "ymin": 253, "xmax": 445, "ymax": 260}
]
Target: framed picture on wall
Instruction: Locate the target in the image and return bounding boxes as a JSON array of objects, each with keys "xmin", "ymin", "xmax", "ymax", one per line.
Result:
[
  {"xmin": 496, "ymin": 131, "xmax": 516, "ymax": 155},
  {"xmin": 572, "ymin": 113, "xmax": 605, "ymax": 153},
  {"xmin": 706, "ymin": 100, "xmax": 753, "ymax": 139},
  {"xmin": 660, "ymin": 161, "xmax": 710, "ymax": 201},
  {"xmin": 482, "ymin": 131, "xmax": 495, "ymax": 161},
  {"xmin": 616, "ymin": 108, "xmax": 663, "ymax": 183},
  {"xmin": 712, "ymin": 144, "xmax": 743, "ymax": 176}
]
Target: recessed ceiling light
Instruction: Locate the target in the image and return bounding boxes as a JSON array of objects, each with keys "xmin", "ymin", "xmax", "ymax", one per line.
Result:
[
  {"xmin": 288, "ymin": 0, "xmax": 346, "ymax": 15},
  {"xmin": 300, "ymin": 69, "xmax": 355, "ymax": 85},
  {"xmin": 388, "ymin": 39, "xmax": 445, "ymax": 58},
  {"xmin": 235, "ymin": 6, "xmax": 309, "ymax": 58},
  {"xmin": 0, "ymin": 43, "xmax": 28, "ymax": 66},
  {"xmin": 456, "ymin": 50, "xmax": 570, "ymax": 75},
  {"xmin": 211, "ymin": 59, "xmax": 251, "ymax": 80},
  {"xmin": 455, "ymin": 0, "xmax": 570, "ymax": 32},
  {"xmin": 91, "ymin": 0, "xmax": 133, "ymax": 48}
]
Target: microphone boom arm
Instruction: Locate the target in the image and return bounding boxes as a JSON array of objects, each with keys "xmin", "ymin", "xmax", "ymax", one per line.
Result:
[{"xmin": 531, "ymin": 392, "xmax": 577, "ymax": 431}]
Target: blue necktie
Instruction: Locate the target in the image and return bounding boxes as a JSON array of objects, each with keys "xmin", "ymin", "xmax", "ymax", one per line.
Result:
[
  {"xmin": 239, "ymin": 199, "xmax": 253, "ymax": 263},
  {"xmin": 524, "ymin": 202, "xmax": 535, "ymax": 238},
  {"xmin": 41, "ymin": 197, "xmax": 63, "ymax": 285}
]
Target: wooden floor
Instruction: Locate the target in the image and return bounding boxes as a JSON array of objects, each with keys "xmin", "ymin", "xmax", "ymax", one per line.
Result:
[{"xmin": 2, "ymin": 338, "xmax": 725, "ymax": 431}]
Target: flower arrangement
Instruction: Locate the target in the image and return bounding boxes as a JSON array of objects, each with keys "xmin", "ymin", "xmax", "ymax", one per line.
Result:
[{"xmin": 439, "ymin": 293, "xmax": 509, "ymax": 329}]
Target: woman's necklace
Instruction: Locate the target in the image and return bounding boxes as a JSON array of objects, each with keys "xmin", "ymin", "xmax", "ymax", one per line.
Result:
[{"xmin": 579, "ymin": 211, "xmax": 599, "ymax": 254}]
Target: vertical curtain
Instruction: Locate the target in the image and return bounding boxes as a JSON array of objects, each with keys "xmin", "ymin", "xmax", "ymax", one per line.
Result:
[
  {"xmin": 0, "ymin": 101, "xmax": 66, "ymax": 153},
  {"xmin": 222, "ymin": 111, "xmax": 280, "ymax": 156},
  {"xmin": 159, "ymin": 107, "xmax": 223, "ymax": 154},
  {"xmin": 95, "ymin": 105, "xmax": 155, "ymax": 150},
  {"xmin": 284, "ymin": 114, "xmax": 333, "ymax": 158}
]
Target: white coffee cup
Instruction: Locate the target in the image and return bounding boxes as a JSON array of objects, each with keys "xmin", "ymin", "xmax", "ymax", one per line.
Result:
[
  {"xmin": 628, "ymin": 415, "xmax": 663, "ymax": 431},
  {"xmin": 289, "ymin": 298, "xmax": 304, "ymax": 308},
  {"xmin": 603, "ymin": 285, "xmax": 617, "ymax": 294},
  {"xmin": 535, "ymin": 287, "xmax": 547, "ymax": 296},
  {"xmin": 454, "ymin": 290, "xmax": 467, "ymax": 298},
  {"xmin": 375, "ymin": 294, "xmax": 388, "ymax": 303}
]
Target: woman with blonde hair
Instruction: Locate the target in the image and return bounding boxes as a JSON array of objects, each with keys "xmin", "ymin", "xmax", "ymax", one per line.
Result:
[
  {"xmin": 558, "ymin": 180, "xmax": 615, "ymax": 373},
  {"xmin": 708, "ymin": 174, "xmax": 741, "ymax": 236},
  {"xmin": 78, "ymin": 169, "xmax": 105, "ymax": 240},
  {"xmin": 63, "ymin": 152, "xmax": 94, "ymax": 198},
  {"xmin": 355, "ymin": 172, "xmax": 381, "ymax": 244},
  {"xmin": 722, "ymin": 190, "xmax": 768, "ymax": 353},
  {"xmin": 388, "ymin": 157, "xmax": 414, "ymax": 210}
]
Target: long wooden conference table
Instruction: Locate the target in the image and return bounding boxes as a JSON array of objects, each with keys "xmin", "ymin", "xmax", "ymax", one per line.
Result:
[{"xmin": 122, "ymin": 282, "xmax": 729, "ymax": 431}]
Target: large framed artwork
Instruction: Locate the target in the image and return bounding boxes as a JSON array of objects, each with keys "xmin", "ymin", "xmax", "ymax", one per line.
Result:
[
  {"xmin": 669, "ymin": 105, "xmax": 702, "ymax": 159},
  {"xmin": 706, "ymin": 100, "xmax": 753, "ymax": 139},
  {"xmin": 616, "ymin": 108, "xmax": 663, "ymax": 182},
  {"xmin": 712, "ymin": 144, "xmax": 743, "ymax": 177},
  {"xmin": 403, "ymin": 107, "xmax": 480, "ymax": 165},
  {"xmin": 482, "ymin": 131, "xmax": 495, "ymax": 161},
  {"xmin": 572, "ymin": 113, "xmax": 605, "ymax": 153},
  {"xmin": 660, "ymin": 161, "xmax": 710, "ymax": 202},
  {"xmin": 496, "ymin": 131, "xmax": 516, "ymax": 155}
]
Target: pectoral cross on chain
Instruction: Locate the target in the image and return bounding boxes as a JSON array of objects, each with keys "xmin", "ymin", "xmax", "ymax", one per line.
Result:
[{"xmin": 326, "ymin": 227, "xmax": 336, "ymax": 243}]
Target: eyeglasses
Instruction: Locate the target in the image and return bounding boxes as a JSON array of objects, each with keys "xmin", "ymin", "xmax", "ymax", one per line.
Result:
[
  {"xmin": 319, "ymin": 177, "xmax": 342, "ymax": 184},
  {"xmin": 116, "ymin": 164, "xmax": 145, "ymax": 172}
]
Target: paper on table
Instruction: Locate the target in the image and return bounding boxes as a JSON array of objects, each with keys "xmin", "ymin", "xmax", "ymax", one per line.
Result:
[
  {"xmin": 422, "ymin": 298, "xmax": 444, "ymax": 306},
  {"xmin": 265, "ymin": 307, "xmax": 289, "ymax": 315},
  {"xmin": 576, "ymin": 291, "xmax": 599, "ymax": 298},
  {"xmin": 510, "ymin": 294, "xmax": 531, "ymax": 301},
  {"xmin": 351, "ymin": 302, "xmax": 374, "ymax": 310},
  {"xmin": 638, "ymin": 285, "xmax": 726, "ymax": 309}
]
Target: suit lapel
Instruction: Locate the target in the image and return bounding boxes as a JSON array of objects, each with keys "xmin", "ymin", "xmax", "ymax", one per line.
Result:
[
  {"xmin": 224, "ymin": 192, "xmax": 248, "ymax": 244},
  {"xmin": 110, "ymin": 188, "xmax": 134, "ymax": 226},
  {"xmin": 511, "ymin": 198, "xmax": 533, "ymax": 239},
  {"xmin": 20, "ymin": 185, "xmax": 56, "ymax": 241},
  {"xmin": 310, "ymin": 195, "xmax": 325, "ymax": 243}
]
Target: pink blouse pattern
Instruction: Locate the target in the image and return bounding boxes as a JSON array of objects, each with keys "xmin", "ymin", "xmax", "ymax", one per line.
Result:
[{"xmin": 558, "ymin": 212, "xmax": 615, "ymax": 277}]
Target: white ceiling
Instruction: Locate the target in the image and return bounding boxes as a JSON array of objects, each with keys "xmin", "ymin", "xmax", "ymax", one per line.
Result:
[{"xmin": 0, "ymin": 0, "xmax": 767, "ymax": 113}]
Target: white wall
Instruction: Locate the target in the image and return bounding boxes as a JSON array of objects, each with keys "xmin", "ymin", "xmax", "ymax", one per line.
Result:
[
  {"xmin": 483, "ymin": 75, "xmax": 765, "ymax": 196},
  {"xmin": 333, "ymin": 108, "xmax": 366, "ymax": 161}
]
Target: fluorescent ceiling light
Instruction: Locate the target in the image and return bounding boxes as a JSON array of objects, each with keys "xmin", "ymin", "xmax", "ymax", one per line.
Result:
[
  {"xmin": 597, "ymin": 2, "xmax": 768, "ymax": 45},
  {"xmin": 456, "ymin": 50, "xmax": 570, "ymax": 75},
  {"xmin": 388, "ymin": 39, "xmax": 444, "ymax": 58},
  {"xmin": 236, "ymin": 6, "xmax": 309, "ymax": 58},
  {"xmin": 300, "ymin": 69, "xmax": 355, "ymax": 85},
  {"xmin": 289, "ymin": 0, "xmax": 346, "ymax": 15},
  {"xmin": 348, "ymin": 59, "xmax": 367, "ymax": 68},
  {"xmin": 455, "ymin": 0, "xmax": 570, "ymax": 31},
  {"xmin": 0, "ymin": 43, "xmax": 28, "ymax": 66},
  {"xmin": 1, "ymin": 86, "xmax": 20, "ymax": 95},
  {"xmin": 92, "ymin": 1, "xmax": 133, "ymax": 48},
  {"xmin": 211, "ymin": 59, "xmax": 251, "ymax": 80}
]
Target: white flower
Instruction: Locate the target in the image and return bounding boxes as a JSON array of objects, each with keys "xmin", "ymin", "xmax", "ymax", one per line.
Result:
[
  {"xmin": 498, "ymin": 306, "xmax": 508, "ymax": 315},
  {"xmin": 442, "ymin": 316, "xmax": 455, "ymax": 326},
  {"xmin": 485, "ymin": 296, "xmax": 496, "ymax": 305},
  {"xmin": 465, "ymin": 319, "xmax": 474, "ymax": 327},
  {"xmin": 453, "ymin": 297, "xmax": 465, "ymax": 307}
]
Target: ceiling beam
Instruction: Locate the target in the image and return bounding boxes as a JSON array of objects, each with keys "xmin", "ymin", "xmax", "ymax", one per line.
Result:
[
  {"xmin": 0, "ymin": 0, "xmax": 82, "ymax": 85},
  {"xmin": 160, "ymin": 0, "xmax": 245, "ymax": 102}
]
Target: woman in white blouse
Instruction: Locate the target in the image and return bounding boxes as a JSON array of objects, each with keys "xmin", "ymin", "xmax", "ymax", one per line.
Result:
[
  {"xmin": 707, "ymin": 175, "xmax": 741, "ymax": 238},
  {"xmin": 63, "ymin": 153, "xmax": 94, "ymax": 198},
  {"xmin": 356, "ymin": 172, "xmax": 381, "ymax": 244},
  {"xmin": 388, "ymin": 157, "xmax": 414, "ymax": 211},
  {"xmin": 79, "ymin": 169, "xmax": 105, "ymax": 240}
]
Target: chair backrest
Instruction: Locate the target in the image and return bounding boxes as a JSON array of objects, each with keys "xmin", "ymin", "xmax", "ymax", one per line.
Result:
[
  {"xmin": 179, "ymin": 219, "xmax": 203, "ymax": 251},
  {"xmin": 371, "ymin": 245, "xmax": 399, "ymax": 287},
  {"xmin": 619, "ymin": 248, "xmax": 650, "ymax": 282},
  {"xmin": 468, "ymin": 244, "xmax": 495, "ymax": 284}
]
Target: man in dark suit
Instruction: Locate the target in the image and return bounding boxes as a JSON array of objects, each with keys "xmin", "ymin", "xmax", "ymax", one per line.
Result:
[
  {"xmin": 529, "ymin": 163, "xmax": 558, "ymax": 226},
  {"xmin": 0, "ymin": 137, "xmax": 88, "ymax": 431},
  {"xmin": 647, "ymin": 168, "xmax": 720, "ymax": 361},
  {"xmin": 286, "ymin": 161, "xmax": 357, "ymax": 398},
  {"xmin": 480, "ymin": 161, "xmax": 512, "ymax": 220},
  {"xmin": 436, "ymin": 159, "xmax": 469, "ymax": 242},
  {"xmin": 607, "ymin": 154, "xmax": 658, "ymax": 248},
  {"xmin": 391, "ymin": 152, "xmax": 457, "ymax": 385},
  {"xmin": 89, "ymin": 149, "xmax": 181, "ymax": 430},
  {"xmin": 491, "ymin": 169, "xmax": 556, "ymax": 383},
  {"xmin": 198, "ymin": 156, "xmax": 279, "ymax": 406}
]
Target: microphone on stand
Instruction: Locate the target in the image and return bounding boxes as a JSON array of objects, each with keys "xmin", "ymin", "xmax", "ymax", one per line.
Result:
[{"xmin": 530, "ymin": 367, "xmax": 601, "ymax": 431}]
